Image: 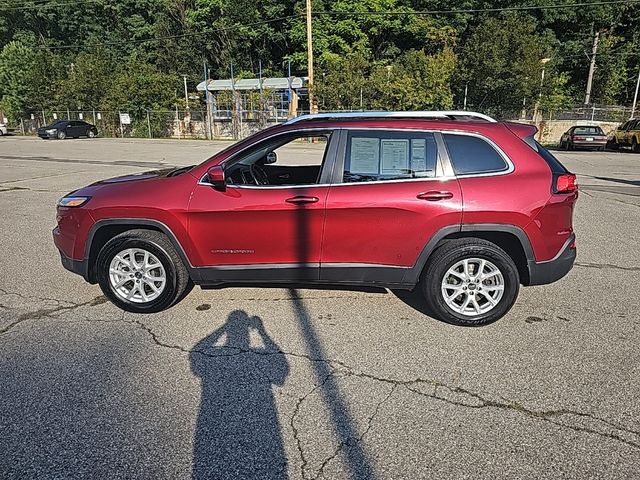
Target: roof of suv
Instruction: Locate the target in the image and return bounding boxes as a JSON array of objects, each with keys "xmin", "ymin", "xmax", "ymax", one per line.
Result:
[{"xmin": 285, "ymin": 111, "xmax": 497, "ymax": 124}]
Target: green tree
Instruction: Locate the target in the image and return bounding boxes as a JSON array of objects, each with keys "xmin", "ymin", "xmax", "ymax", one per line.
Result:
[
  {"xmin": 0, "ymin": 40, "xmax": 61, "ymax": 121},
  {"xmin": 458, "ymin": 13, "xmax": 550, "ymax": 117}
]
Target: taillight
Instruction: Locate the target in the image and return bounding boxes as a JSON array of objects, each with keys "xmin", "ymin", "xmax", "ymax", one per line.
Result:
[{"xmin": 555, "ymin": 173, "xmax": 577, "ymax": 193}]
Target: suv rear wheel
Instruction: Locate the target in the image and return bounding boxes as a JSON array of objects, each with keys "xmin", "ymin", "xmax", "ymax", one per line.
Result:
[
  {"xmin": 420, "ymin": 239, "xmax": 520, "ymax": 326},
  {"xmin": 96, "ymin": 229, "xmax": 192, "ymax": 313}
]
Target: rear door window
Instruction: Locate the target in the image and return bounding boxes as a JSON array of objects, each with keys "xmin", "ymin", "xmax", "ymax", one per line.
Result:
[
  {"xmin": 343, "ymin": 131, "xmax": 438, "ymax": 183},
  {"xmin": 443, "ymin": 134, "xmax": 508, "ymax": 175}
]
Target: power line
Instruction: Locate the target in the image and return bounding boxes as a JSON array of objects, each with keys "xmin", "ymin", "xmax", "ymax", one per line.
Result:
[
  {"xmin": 35, "ymin": 14, "xmax": 304, "ymax": 50},
  {"xmin": 314, "ymin": 0, "xmax": 640, "ymax": 17}
]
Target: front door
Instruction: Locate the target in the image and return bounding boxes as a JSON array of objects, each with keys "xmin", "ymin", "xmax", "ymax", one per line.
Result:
[
  {"xmin": 320, "ymin": 129, "xmax": 462, "ymax": 285},
  {"xmin": 188, "ymin": 130, "xmax": 337, "ymax": 283}
]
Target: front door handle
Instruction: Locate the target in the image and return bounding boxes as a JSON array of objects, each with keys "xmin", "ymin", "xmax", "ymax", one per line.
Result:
[
  {"xmin": 417, "ymin": 191, "xmax": 454, "ymax": 201},
  {"xmin": 286, "ymin": 196, "xmax": 319, "ymax": 205}
]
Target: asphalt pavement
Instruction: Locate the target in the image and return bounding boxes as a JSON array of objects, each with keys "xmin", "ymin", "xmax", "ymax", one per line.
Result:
[{"xmin": 1, "ymin": 136, "xmax": 639, "ymax": 479}]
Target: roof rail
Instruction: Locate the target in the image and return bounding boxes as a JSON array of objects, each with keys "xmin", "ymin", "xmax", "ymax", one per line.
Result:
[{"xmin": 285, "ymin": 110, "xmax": 497, "ymax": 124}]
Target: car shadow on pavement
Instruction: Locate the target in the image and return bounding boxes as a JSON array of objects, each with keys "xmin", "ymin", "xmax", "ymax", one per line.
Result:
[{"xmin": 190, "ymin": 310, "xmax": 289, "ymax": 479}]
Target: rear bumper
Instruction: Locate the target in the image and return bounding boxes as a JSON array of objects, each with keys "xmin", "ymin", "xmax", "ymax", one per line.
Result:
[
  {"xmin": 527, "ymin": 235, "xmax": 576, "ymax": 286},
  {"xmin": 571, "ymin": 140, "xmax": 606, "ymax": 148}
]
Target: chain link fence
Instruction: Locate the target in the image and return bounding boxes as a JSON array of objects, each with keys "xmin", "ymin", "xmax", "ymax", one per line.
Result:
[
  {"xmin": 507, "ymin": 104, "xmax": 634, "ymax": 123},
  {"xmin": 14, "ymin": 103, "xmax": 634, "ymax": 140},
  {"xmin": 16, "ymin": 108, "xmax": 296, "ymax": 140}
]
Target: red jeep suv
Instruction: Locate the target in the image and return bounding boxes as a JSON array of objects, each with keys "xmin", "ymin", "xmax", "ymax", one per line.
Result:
[{"xmin": 53, "ymin": 111, "xmax": 577, "ymax": 326}]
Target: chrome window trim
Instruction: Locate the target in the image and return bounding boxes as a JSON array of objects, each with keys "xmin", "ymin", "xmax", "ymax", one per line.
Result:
[{"xmin": 198, "ymin": 126, "xmax": 515, "ymax": 188}]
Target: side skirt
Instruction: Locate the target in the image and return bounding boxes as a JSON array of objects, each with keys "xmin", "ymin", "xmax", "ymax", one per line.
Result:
[{"xmin": 194, "ymin": 263, "xmax": 416, "ymax": 290}]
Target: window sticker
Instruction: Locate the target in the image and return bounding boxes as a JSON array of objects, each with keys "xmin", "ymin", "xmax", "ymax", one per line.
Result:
[
  {"xmin": 381, "ymin": 139, "xmax": 409, "ymax": 174},
  {"xmin": 410, "ymin": 139, "xmax": 427, "ymax": 172},
  {"xmin": 350, "ymin": 137, "xmax": 380, "ymax": 174}
]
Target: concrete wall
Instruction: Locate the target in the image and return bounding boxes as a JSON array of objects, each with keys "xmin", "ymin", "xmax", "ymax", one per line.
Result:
[{"xmin": 172, "ymin": 116, "xmax": 624, "ymax": 143}]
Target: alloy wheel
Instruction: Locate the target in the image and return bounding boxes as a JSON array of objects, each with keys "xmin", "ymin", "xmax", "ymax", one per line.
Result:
[
  {"xmin": 108, "ymin": 248, "xmax": 166, "ymax": 303},
  {"xmin": 440, "ymin": 258, "xmax": 505, "ymax": 316}
]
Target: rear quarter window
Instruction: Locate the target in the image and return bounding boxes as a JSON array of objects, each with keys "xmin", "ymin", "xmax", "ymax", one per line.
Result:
[{"xmin": 443, "ymin": 134, "xmax": 508, "ymax": 175}]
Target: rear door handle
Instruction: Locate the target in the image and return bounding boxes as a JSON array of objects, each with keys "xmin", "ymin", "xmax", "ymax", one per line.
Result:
[
  {"xmin": 286, "ymin": 196, "xmax": 319, "ymax": 205},
  {"xmin": 416, "ymin": 191, "xmax": 454, "ymax": 201}
]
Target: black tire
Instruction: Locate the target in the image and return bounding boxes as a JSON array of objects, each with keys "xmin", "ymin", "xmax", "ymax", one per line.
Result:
[
  {"xmin": 633, "ymin": 138, "xmax": 640, "ymax": 153},
  {"xmin": 88, "ymin": 130, "xmax": 96, "ymax": 138},
  {"xmin": 420, "ymin": 238, "xmax": 520, "ymax": 326},
  {"xmin": 608, "ymin": 138, "xmax": 619, "ymax": 150},
  {"xmin": 96, "ymin": 229, "xmax": 191, "ymax": 313},
  {"xmin": 57, "ymin": 131, "xmax": 66, "ymax": 140}
]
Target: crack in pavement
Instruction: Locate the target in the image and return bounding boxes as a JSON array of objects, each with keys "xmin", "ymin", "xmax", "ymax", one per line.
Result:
[
  {"xmin": 290, "ymin": 372, "xmax": 337, "ymax": 480},
  {"xmin": 122, "ymin": 317, "xmax": 640, "ymax": 463},
  {"xmin": 0, "ymin": 154, "xmax": 171, "ymax": 169},
  {"xmin": 575, "ymin": 262, "xmax": 640, "ymax": 272},
  {"xmin": 3, "ymin": 290, "xmax": 639, "ymax": 470},
  {"xmin": 314, "ymin": 384, "xmax": 398, "ymax": 480},
  {"xmin": 0, "ymin": 170, "xmax": 92, "ymax": 184},
  {"xmin": 0, "ymin": 294, "xmax": 107, "ymax": 335}
]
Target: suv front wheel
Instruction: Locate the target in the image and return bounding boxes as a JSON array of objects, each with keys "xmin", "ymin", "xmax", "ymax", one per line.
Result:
[
  {"xmin": 96, "ymin": 229, "xmax": 192, "ymax": 313},
  {"xmin": 421, "ymin": 239, "xmax": 520, "ymax": 326}
]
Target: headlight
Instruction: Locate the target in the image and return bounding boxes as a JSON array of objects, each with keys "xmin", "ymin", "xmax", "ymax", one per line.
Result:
[
  {"xmin": 46, "ymin": 129, "xmax": 56, "ymax": 134},
  {"xmin": 58, "ymin": 196, "xmax": 91, "ymax": 207}
]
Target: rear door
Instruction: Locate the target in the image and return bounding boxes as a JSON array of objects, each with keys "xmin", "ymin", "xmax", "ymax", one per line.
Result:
[
  {"xmin": 68, "ymin": 121, "xmax": 82, "ymax": 137},
  {"xmin": 320, "ymin": 129, "xmax": 462, "ymax": 285}
]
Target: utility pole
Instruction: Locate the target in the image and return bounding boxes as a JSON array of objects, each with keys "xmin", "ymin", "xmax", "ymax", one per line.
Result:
[
  {"xmin": 203, "ymin": 61, "xmax": 212, "ymax": 140},
  {"xmin": 306, "ymin": 0, "xmax": 317, "ymax": 114},
  {"xmin": 463, "ymin": 83, "xmax": 468, "ymax": 110},
  {"xmin": 533, "ymin": 58, "xmax": 551, "ymax": 123},
  {"xmin": 182, "ymin": 75, "xmax": 189, "ymax": 110},
  {"xmin": 584, "ymin": 30, "xmax": 600, "ymax": 105},
  {"xmin": 631, "ymin": 67, "xmax": 640, "ymax": 119}
]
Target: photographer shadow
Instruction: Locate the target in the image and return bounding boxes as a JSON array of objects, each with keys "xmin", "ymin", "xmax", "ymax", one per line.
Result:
[{"xmin": 190, "ymin": 310, "xmax": 289, "ymax": 479}]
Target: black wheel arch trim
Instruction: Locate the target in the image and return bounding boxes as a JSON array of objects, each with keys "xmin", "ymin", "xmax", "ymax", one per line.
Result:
[
  {"xmin": 84, "ymin": 218, "xmax": 200, "ymax": 283},
  {"xmin": 402, "ymin": 223, "xmax": 537, "ymax": 285}
]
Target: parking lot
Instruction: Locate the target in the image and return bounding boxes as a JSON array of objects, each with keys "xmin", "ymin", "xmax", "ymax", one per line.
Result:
[{"xmin": 1, "ymin": 136, "xmax": 639, "ymax": 479}]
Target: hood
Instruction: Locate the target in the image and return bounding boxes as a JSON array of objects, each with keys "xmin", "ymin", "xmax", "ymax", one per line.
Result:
[{"xmin": 90, "ymin": 167, "xmax": 186, "ymax": 186}]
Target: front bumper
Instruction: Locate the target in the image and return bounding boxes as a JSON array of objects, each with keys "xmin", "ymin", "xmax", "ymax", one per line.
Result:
[
  {"xmin": 527, "ymin": 236, "xmax": 576, "ymax": 285},
  {"xmin": 54, "ymin": 227, "xmax": 90, "ymax": 281},
  {"xmin": 58, "ymin": 249, "xmax": 89, "ymax": 280}
]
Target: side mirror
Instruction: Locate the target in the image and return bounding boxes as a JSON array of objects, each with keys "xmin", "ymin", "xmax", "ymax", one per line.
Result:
[
  {"xmin": 207, "ymin": 165, "xmax": 226, "ymax": 189},
  {"xmin": 265, "ymin": 151, "xmax": 277, "ymax": 164}
]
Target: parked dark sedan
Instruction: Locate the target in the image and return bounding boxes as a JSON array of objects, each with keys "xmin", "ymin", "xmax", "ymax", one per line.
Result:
[
  {"xmin": 559, "ymin": 125, "xmax": 607, "ymax": 151},
  {"xmin": 38, "ymin": 120, "xmax": 98, "ymax": 140}
]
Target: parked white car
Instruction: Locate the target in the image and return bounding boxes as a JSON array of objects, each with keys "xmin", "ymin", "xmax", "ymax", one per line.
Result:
[{"xmin": 0, "ymin": 123, "xmax": 7, "ymax": 136}]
